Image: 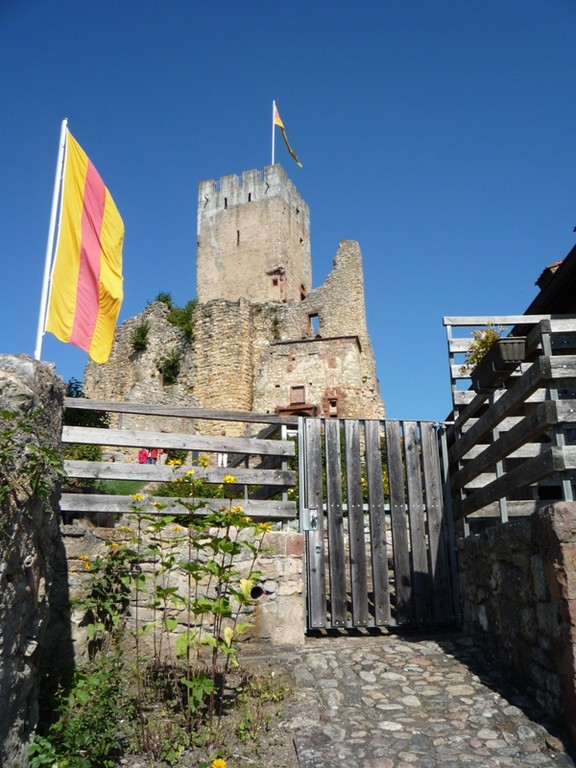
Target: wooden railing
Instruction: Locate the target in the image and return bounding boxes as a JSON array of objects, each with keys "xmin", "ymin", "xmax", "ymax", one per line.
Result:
[
  {"xmin": 444, "ymin": 315, "xmax": 576, "ymax": 528},
  {"xmin": 61, "ymin": 399, "xmax": 298, "ymax": 521}
]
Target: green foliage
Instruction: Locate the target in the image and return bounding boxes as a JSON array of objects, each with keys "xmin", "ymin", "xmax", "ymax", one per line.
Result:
[
  {"xmin": 0, "ymin": 409, "xmax": 65, "ymax": 513},
  {"xmin": 152, "ymin": 293, "xmax": 197, "ymax": 341},
  {"xmin": 152, "ymin": 461, "xmax": 240, "ymax": 500},
  {"xmin": 164, "ymin": 448, "xmax": 189, "ymax": 465},
  {"xmin": 93, "ymin": 479, "xmax": 147, "ymax": 496},
  {"xmin": 131, "ymin": 319, "xmax": 150, "ymax": 352},
  {"xmin": 167, "ymin": 299, "xmax": 198, "ymax": 342},
  {"xmin": 235, "ymin": 673, "xmax": 288, "ymax": 744},
  {"xmin": 155, "ymin": 291, "xmax": 174, "ymax": 309},
  {"xmin": 29, "ymin": 654, "xmax": 126, "ymax": 768},
  {"xmin": 33, "ymin": 466, "xmax": 273, "ymax": 766},
  {"xmin": 461, "ymin": 325, "xmax": 503, "ymax": 373},
  {"xmin": 158, "ymin": 349, "xmax": 182, "ymax": 384}
]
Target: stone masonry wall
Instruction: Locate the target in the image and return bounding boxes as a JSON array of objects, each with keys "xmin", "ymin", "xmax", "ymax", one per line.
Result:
[
  {"xmin": 84, "ymin": 301, "xmax": 200, "ymax": 450},
  {"xmin": 0, "ymin": 356, "xmax": 67, "ymax": 768},
  {"xmin": 61, "ymin": 521, "xmax": 306, "ymax": 660},
  {"xmin": 458, "ymin": 503, "xmax": 576, "ymax": 742}
]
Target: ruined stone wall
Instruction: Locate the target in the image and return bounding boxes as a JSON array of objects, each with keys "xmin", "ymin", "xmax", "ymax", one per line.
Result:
[
  {"xmin": 253, "ymin": 337, "xmax": 363, "ymax": 418},
  {"xmin": 0, "ymin": 356, "xmax": 67, "ymax": 768},
  {"xmin": 84, "ymin": 302, "xmax": 199, "ymax": 446},
  {"xmin": 84, "ymin": 175, "xmax": 384, "ymax": 424},
  {"xmin": 268, "ymin": 240, "xmax": 384, "ymax": 418},
  {"xmin": 197, "ymin": 165, "xmax": 312, "ymax": 304},
  {"xmin": 458, "ymin": 503, "xmax": 576, "ymax": 743}
]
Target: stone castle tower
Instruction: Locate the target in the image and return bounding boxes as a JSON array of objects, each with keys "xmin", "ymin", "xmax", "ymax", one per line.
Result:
[
  {"xmin": 84, "ymin": 165, "xmax": 384, "ymax": 426},
  {"xmin": 197, "ymin": 166, "xmax": 311, "ymax": 304}
]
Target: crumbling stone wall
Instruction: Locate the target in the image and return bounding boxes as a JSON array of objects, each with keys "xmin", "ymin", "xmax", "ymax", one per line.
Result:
[
  {"xmin": 85, "ymin": 241, "xmax": 384, "ymax": 423},
  {"xmin": 0, "ymin": 355, "xmax": 67, "ymax": 768},
  {"xmin": 458, "ymin": 503, "xmax": 576, "ymax": 742}
]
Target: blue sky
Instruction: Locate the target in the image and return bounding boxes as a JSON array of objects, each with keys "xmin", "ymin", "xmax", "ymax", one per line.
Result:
[{"xmin": 2, "ymin": 0, "xmax": 576, "ymax": 421}]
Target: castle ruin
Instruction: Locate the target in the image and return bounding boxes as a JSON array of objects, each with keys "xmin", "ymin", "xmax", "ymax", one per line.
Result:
[{"xmin": 84, "ymin": 164, "xmax": 384, "ymax": 425}]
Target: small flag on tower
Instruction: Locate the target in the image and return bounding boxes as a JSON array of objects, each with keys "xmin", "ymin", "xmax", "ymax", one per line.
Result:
[
  {"xmin": 40, "ymin": 124, "xmax": 124, "ymax": 364},
  {"xmin": 272, "ymin": 101, "xmax": 302, "ymax": 167}
]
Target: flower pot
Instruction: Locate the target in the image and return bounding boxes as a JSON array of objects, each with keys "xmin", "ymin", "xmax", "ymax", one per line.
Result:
[{"xmin": 471, "ymin": 337, "xmax": 526, "ymax": 393}]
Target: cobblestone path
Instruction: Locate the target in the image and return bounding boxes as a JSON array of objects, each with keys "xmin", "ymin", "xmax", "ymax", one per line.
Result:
[{"xmin": 245, "ymin": 633, "xmax": 576, "ymax": 768}]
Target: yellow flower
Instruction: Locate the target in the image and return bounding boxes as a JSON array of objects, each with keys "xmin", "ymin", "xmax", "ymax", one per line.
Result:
[
  {"xmin": 108, "ymin": 541, "xmax": 121, "ymax": 551},
  {"xmin": 258, "ymin": 522, "xmax": 273, "ymax": 532},
  {"xmin": 131, "ymin": 493, "xmax": 145, "ymax": 502},
  {"xmin": 212, "ymin": 759, "xmax": 227, "ymax": 768},
  {"xmin": 198, "ymin": 454, "xmax": 211, "ymax": 468},
  {"xmin": 222, "ymin": 474, "xmax": 237, "ymax": 484},
  {"xmin": 242, "ymin": 516, "xmax": 252, "ymax": 524},
  {"xmin": 185, "ymin": 469, "xmax": 196, "ymax": 476},
  {"xmin": 168, "ymin": 458, "xmax": 183, "ymax": 466},
  {"xmin": 231, "ymin": 505, "xmax": 243, "ymax": 514}
]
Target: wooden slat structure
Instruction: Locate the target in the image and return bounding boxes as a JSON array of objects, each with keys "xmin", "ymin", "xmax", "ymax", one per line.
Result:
[
  {"xmin": 299, "ymin": 417, "xmax": 457, "ymax": 630},
  {"xmin": 61, "ymin": 400, "xmax": 297, "ymax": 521},
  {"xmin": 444, "ymin": 315, "xmax": 576, "ymax": 530}
]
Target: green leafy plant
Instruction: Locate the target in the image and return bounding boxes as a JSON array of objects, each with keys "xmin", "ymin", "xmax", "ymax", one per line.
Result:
[
  {"xmin": 34, "ymin": 464, "xmax": 274, "ymax": 766},
  {"xmin": 29, "ymin": 654, "xmax": 126, "ymax": 768},
  {"xmin": 460, "ymin": 325, "xmax": 503, "ymax": 374},
  {"xmin": 0, "ymin": 409, "xmax": 65, "ymax": 533},
  {"xmin": 155, "ymin": 291, "xmax": 174, "ymax": 309},
  {"xmin": 152, "ymin": 293, "xmax": 197, "ymax": 341},
  {"xmin": 131, "ymin": 319, "xmax": 150, "ymax": 352},
  {"xmin": 167, "ymin": 299, "xmax": 197, "ymax": 342},
  {"xmin": 158, "ymin": 349, "xmax": 182, "ymax": 384}
]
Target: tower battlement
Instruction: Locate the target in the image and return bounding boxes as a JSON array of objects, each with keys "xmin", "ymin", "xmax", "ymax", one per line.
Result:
[
  {"xmin": 196, "ymin": 164, "xmax": 312, "ymax": 305},
  {"xmin": 198, "ymin": 165, "xmax": 309, "ymax": 232}
]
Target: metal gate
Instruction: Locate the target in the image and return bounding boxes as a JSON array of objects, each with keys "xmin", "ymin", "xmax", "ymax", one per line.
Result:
[{"xmin": 299, "ymin": 418, "xmax": 459, "ymax": 631}]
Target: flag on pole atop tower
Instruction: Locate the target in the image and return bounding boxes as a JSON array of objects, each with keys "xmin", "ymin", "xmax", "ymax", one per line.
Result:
[
  {"xmin": 40, "ymin": 125, "xmax": 124, "ymax": 364},
  {"xmin": 273, "ymin": 101, "xmax": 302, "ymax": 167}
]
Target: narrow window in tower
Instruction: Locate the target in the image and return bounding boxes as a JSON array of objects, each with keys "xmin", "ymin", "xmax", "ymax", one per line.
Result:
[
  {"xmin": 224, "ymin": 197, "xmax": 228, "ymax": 209},
  {"xmin": 308, "ymin": 313, "xmax": 320, "ymax": 336},
  {"xmin": 300, "ymin": 284, "xmax": 307, "ymax": 301},
  {"xmin": 237, "ymin": 230, "xmax": 240, "ymax": 246},
  {"xmin": 328, "ymin": 398, "xmax": 338, "ymax": 417},
  {"xmin": 272, "ymin": 278, "xmax": 279, "ymax": 287},
  {"xmin": 248, "ymin": 193, "xmax": 252, "ymax": 202}
]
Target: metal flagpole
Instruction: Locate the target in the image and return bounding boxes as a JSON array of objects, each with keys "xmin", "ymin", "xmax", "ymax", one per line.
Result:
[
  {"xmin": 34, "ymin": 118, "xmax": 68, "ymax": 361},
  {"xmin": 271, "ymin": 100, "xmax": 276, "ymax": 165}
]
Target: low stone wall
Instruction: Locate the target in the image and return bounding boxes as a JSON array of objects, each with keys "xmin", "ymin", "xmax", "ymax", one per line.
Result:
[
  {"xmin": 458, "ymin": 503, "xmax": 576, "ymax": 742},
  {"xmin": 60, "ymin": 520, "xmax": 306, "ymax": 662}
]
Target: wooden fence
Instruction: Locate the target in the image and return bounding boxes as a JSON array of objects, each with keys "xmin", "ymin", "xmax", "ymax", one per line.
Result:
[
  {"xmin": 61, "ymin": 399, "xmax": 298, "ymax": 521},
  {"xmin": 444, "ymin": 315, "xmax": 576, "ymax": 529}
]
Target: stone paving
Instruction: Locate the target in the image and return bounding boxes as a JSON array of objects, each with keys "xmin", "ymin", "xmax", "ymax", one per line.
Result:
[{"xmin": 245, "ymin": 632, "xmax": 576, "ymax": 767}]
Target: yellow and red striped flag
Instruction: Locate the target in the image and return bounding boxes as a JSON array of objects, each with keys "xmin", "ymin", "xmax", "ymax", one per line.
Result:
[
  {"xmin": 273, "ymin": 103, "xmax": 302, "ymax": 167},
  {"xmin": 45, "ymin": 130, "xmax": 124, "ymax": 363}
]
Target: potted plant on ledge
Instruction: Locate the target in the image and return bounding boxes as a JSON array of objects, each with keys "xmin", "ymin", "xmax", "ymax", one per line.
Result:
[{"xmin": 462, "ymin": 325, "xmax": 526, "ymax": 393}]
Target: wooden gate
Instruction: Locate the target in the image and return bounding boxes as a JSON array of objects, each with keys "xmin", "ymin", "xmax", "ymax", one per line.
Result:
[{"xmin": 299, "ymin": 418, "xmax": 459, "ymax": 631}]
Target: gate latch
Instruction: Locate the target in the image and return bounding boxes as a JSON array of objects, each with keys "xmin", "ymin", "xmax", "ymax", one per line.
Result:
[{"xmin": 302, "ymin": 507, "xmax": 318, "ymax": 531}]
